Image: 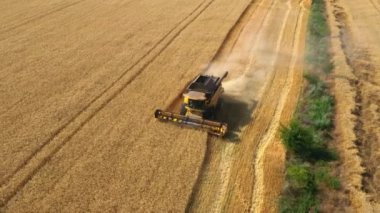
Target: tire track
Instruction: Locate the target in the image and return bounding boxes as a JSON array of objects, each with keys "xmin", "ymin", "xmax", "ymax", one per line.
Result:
[
  {"xmin": 0, "ymin": 96, "xmax": 27, "ymax": 117},
  {"xmin": 0, "ymin": 0, "xmax": 216, "ymax": 207},
  {"xmin": 369, "ymin": 0, "xmax": 380, "ymax": 14},
  {"xmin": 0, "ymin": 0, "xmax": 87, "ymax": 34},
  {"xmin": 185, "ymin": 135, "xmax": 214, "ymax": 213}
]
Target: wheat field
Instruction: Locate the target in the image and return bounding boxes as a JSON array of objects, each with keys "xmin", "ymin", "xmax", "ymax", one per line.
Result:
[{"xmin": 7, "ymin": 0, "xmax": 378, "ymax": 212}]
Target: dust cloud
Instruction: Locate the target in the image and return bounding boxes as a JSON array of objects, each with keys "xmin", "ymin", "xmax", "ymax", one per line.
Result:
[{"xmin": 201, "ymin": 38, "xmax": 295, "ymax": 139}]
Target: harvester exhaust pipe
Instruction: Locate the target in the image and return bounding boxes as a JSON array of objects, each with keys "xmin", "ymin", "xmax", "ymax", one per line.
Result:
[{"xmin": 216, "ymin": 71, "xmax": 228, "ymax": 86}]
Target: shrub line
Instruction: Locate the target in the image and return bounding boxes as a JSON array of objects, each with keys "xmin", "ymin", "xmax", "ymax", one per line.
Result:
[{"xmin": 279, "ymin": 0, "xmax": 339, "ymax": 212}]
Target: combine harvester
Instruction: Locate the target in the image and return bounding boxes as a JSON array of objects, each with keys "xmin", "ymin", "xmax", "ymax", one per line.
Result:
[{"xmin": 154, "ymin": 72, "xmax": 228, "ymax": 137}]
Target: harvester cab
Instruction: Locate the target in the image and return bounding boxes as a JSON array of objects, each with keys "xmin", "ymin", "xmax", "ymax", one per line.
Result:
[
  {"xmin": 154, "ymin": 72, "xmax": 228, "ymax": 137},
  {"xmin": 181, "ymin": 91, "xmax": 207, "ymax": 117}
]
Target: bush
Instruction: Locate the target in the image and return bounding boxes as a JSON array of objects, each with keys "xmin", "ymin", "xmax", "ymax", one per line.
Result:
[
  {"xmin": 280, "ymin": 119, "xmax": 337, "ymax": 162},
  {"xmin": 303, "ymin": 74, "xmax": 335, "ymax": 130},
  {"xmin": 280, "ymin": 191, "xmax": 318, "ymax": 213},
  {"xmin": 307, "ymin": 95, "xmax": 334, "ymax": 130},
  {"xmin": 287, "ymin": 163, "xmax": 317, "ymax": 193},
  {"xmin": 280, "ymin": 119, "xmax": 319, "ymax": 161}
]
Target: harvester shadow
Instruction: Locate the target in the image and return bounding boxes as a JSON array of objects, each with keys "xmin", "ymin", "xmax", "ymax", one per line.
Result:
[{"xmin": 218, "ymin": 95, "xmax": 257, "ymax": 142}]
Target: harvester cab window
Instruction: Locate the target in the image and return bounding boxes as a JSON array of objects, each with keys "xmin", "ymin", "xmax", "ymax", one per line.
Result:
[{"xmin": 188, "ymin": 99, "xmax": 205, "ymax": 109}]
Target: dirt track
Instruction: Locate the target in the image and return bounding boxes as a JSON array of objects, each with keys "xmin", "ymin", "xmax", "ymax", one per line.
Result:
[{"xmin": 0, "ymin": 0, "xmax": 309, "ymax": 212}]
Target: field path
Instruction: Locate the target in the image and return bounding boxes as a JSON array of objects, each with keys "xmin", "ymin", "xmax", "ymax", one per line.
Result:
[{"xmin": 188, "ymin": 0, "xmax": 310, "ymax": 212}]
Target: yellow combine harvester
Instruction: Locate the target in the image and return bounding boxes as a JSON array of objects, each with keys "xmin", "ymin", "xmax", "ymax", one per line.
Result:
[{"xmin": 154, "ymin": 72, "xmax": 228, "ymax": 136}]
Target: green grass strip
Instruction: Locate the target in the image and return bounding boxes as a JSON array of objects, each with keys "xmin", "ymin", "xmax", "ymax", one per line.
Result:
[{"xmin": 279, "ymin": 0, "xmax": 339, "ymax": 212}]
